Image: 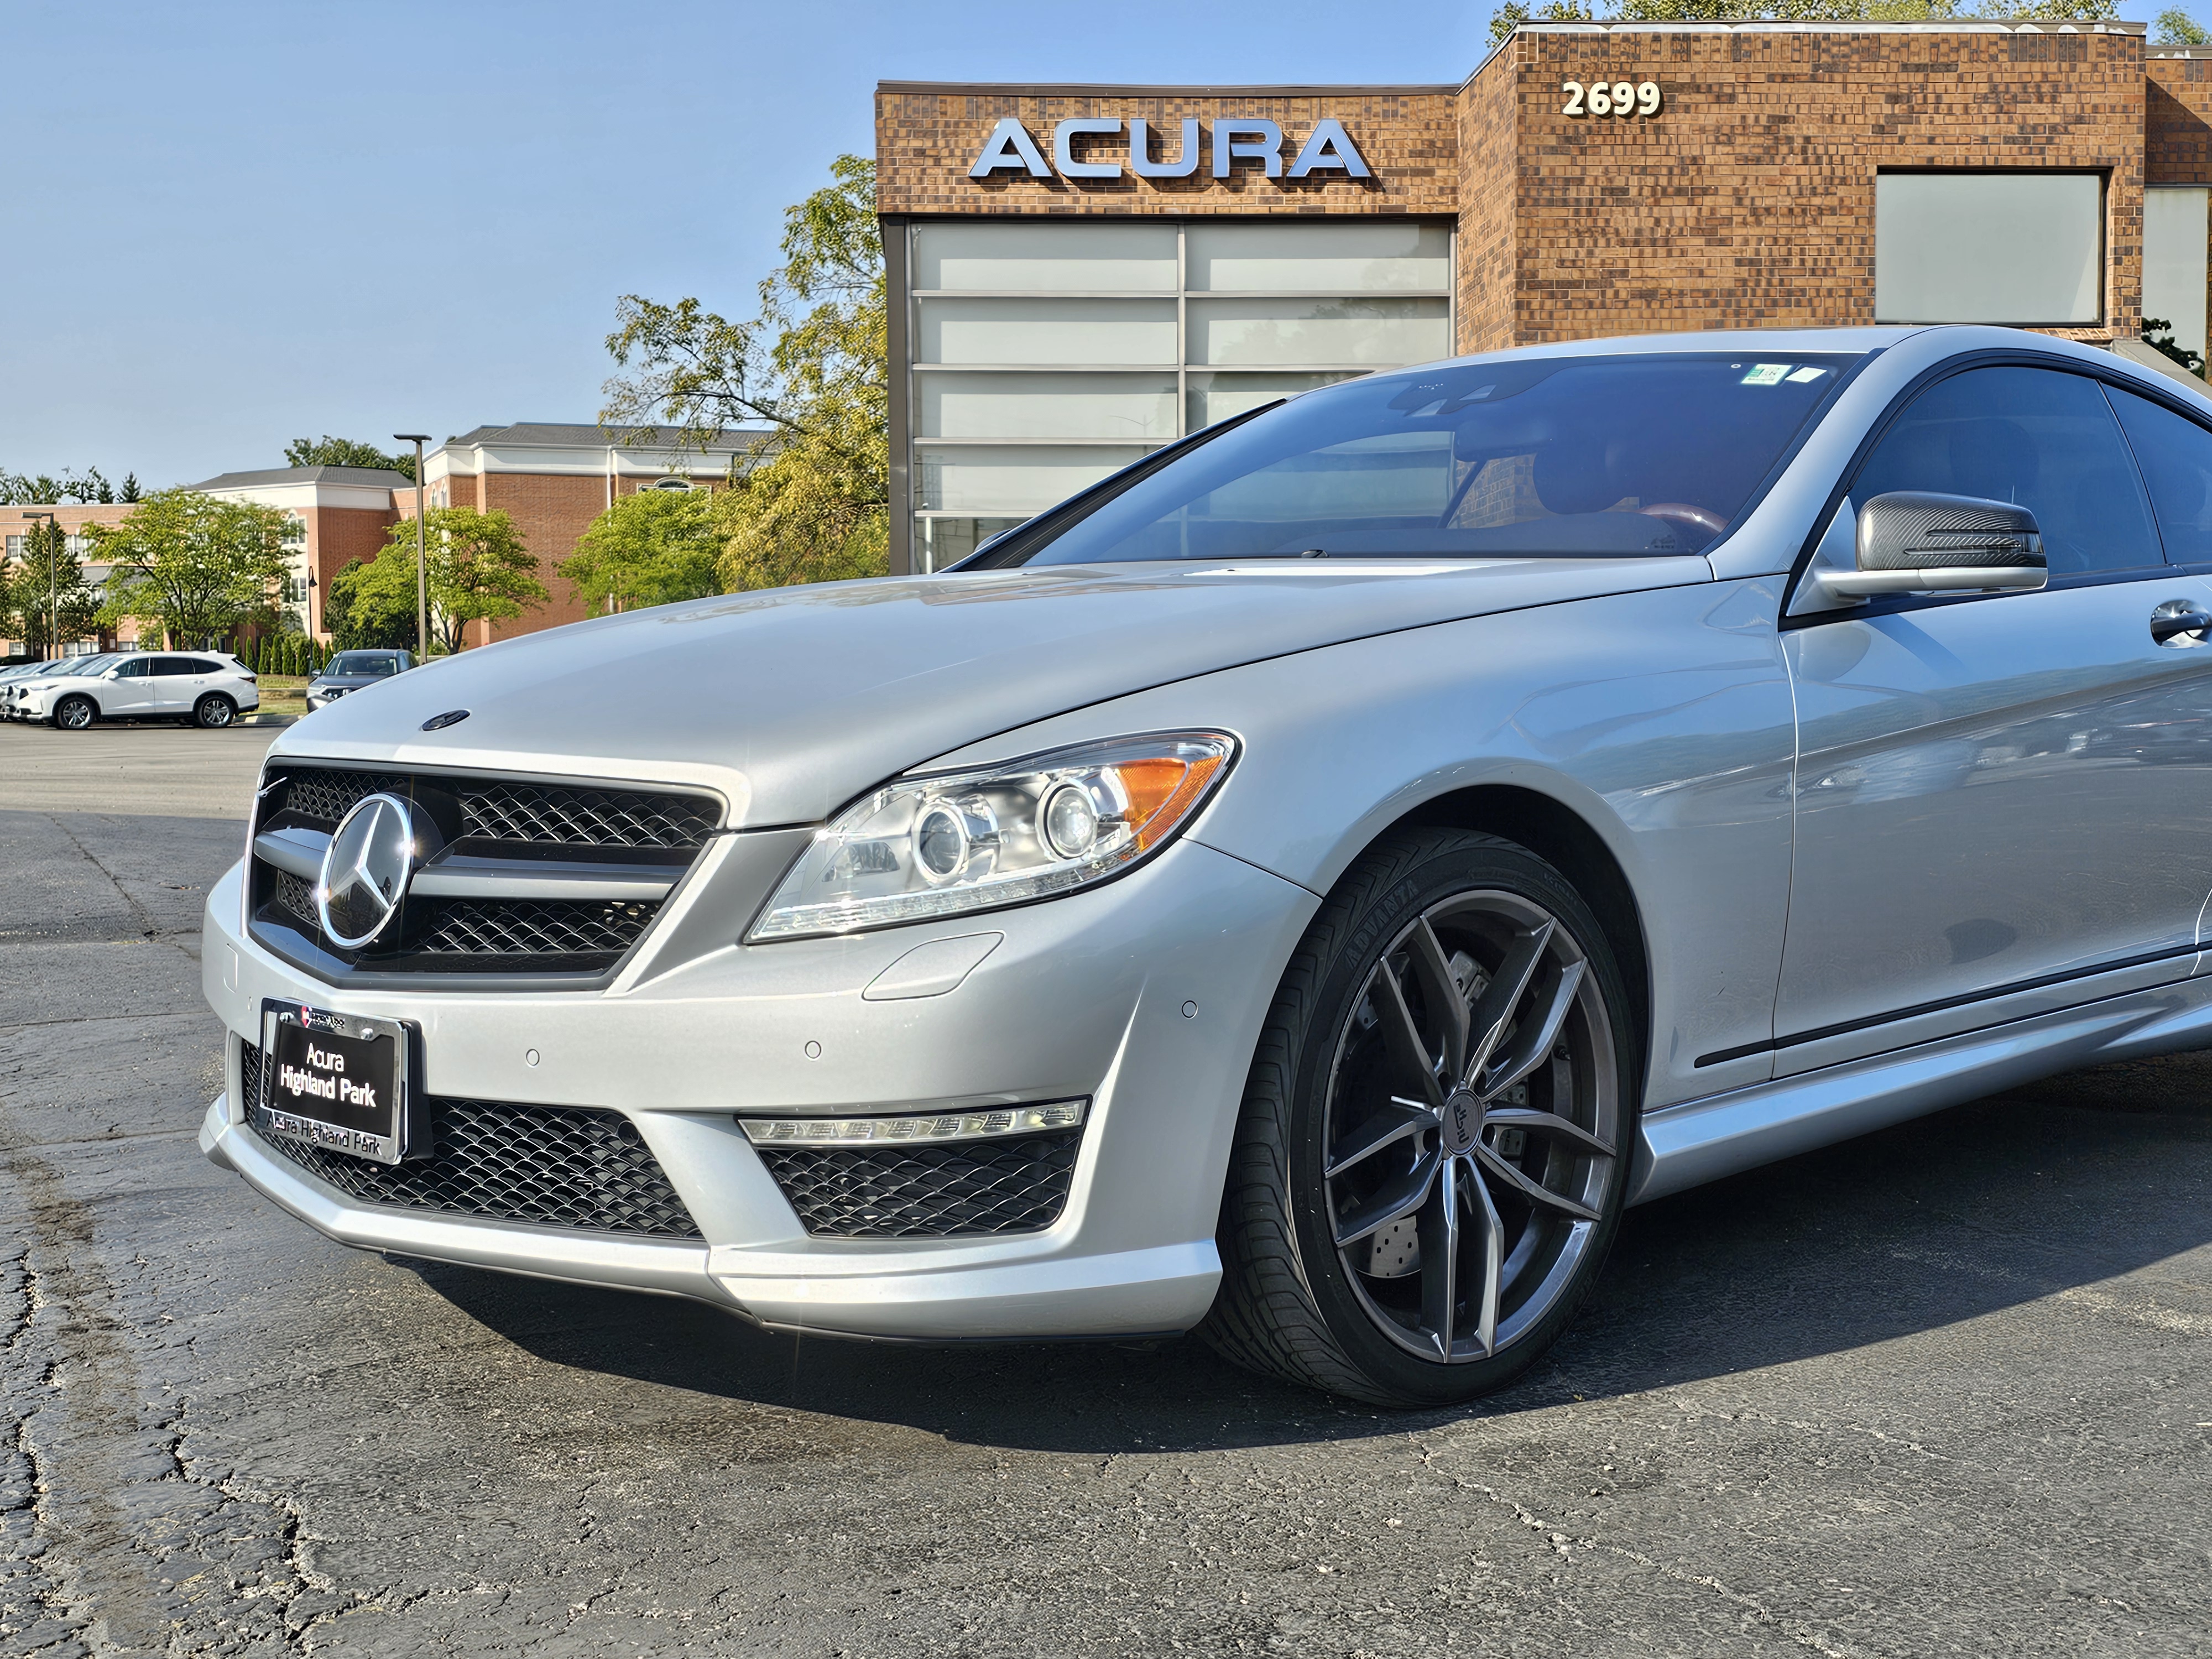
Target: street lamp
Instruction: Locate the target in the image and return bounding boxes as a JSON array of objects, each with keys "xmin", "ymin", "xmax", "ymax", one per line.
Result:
[
  {"xmin": 20, "ymin": 510, "xmax": 56, "ymax": 658},
  {"xmin": 394, "ymin": 434, "xmax": 430, "ymax": 655}
]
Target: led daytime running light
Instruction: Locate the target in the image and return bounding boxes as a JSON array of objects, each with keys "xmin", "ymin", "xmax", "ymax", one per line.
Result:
[{"xmin": 739, "ymin": 1099, "xmax": 1087, "ymax": 1146}]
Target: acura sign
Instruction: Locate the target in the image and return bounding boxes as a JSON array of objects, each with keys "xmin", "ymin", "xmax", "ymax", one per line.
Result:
[{"xmin": 969, "ymin": 116, "xmax": 1371, "ymax": 182}]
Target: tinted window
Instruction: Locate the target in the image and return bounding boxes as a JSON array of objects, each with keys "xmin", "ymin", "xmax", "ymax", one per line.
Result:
[
  {"xmin": 2108, "ymin": 387, "xmax": 2212, "ymax": 565},
  {"xmin": 185, "ymin": 658, "xmax": 221, "ymax": 674},
  {"xmin": 114, "ymin": 658, "xmax": 151, "ymax": 678},
  {"xmin": 327, "ymin": 652, "xmax": 400, "ymax": 676},
  {"xmin": 151, "ymin": 657, "xmax": 194, "ymax": 676},
  {"xmin": 983, "ymin": 353, "xmax": 1853, "ymax": 566},
  {"xmin": 1851, "ymin": 366, "xmax": 2162, "ymax": 576}
]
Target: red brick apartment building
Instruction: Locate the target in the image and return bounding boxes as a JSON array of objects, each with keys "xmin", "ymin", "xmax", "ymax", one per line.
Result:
[
  {"xmin": 3, "ymin": 427, "xmax": 753, "ymax": 659},
  {"xmin": 877, "ymin": 20, "xmax": 2212, "ymax": 572}
]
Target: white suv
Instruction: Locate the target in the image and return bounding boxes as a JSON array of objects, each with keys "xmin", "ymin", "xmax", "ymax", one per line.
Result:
[{"xmin": 14, "ymin": 651, "xmax": 261, "ymax": 730}]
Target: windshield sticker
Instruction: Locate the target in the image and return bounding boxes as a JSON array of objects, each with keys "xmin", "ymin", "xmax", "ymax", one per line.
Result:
[
  {"xmin": 1786, "ymin": 366, "xmax": 1829, "ymax": 383},
  {"xmin": 1740, "ymin": 363, "xmax": 1791, "ymax": 386}
]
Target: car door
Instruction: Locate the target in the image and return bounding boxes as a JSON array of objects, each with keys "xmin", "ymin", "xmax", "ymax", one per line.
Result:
[
  {"xmin": 1776, "ymin": 362, "xmax": 2212, "ymax": 1074},
  {"xmin": 100, "ymin": 656, "xmax": 157, "ymax": 715},
  {"xmin": 147, "ymin": 655, "xmax": 200, "ymax": 713}
]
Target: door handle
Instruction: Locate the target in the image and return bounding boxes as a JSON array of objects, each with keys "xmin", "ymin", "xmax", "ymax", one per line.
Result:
[{"xmin": 2151, "ymin": 599, "xmax": 2212, "ymax": 645}]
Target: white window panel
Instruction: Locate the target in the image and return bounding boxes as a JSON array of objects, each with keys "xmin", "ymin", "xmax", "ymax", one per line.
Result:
[
  {"xmin": 919, "ymin": 298, "xmax": 1179, "ymax": 366},
  {"xmin": 1186, "ymin": 371, "xmax": 1367, "ymax": 430},
  {"xmin": 1186, "ymin": 222, "xmax": 1452, "ymax": 292},
  {"xmin": 1875, "ymin": 173, "xmax": 2101, "ymax": 325},
  {"xmin": 2144, "ymin": 187, "xmax": 2209, "ymax": 363},
  {"xmin": 914, "ymin": 222, "xmax": 1178, "ymax": 292},
  {"xmin": 918, "ymin": 445, "xmax": 1149, "ymax": 513},
  {"xmin": 920, "ymin": 372, "xmax": 1181, "ymax": 441},
  {"xmin": 1189, "ymin": 296, "xmax": 1451, "ymax": 367}
]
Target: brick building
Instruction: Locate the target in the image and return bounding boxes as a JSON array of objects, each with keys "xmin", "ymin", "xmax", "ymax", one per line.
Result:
[
  {"xmin": 877, "ymin": 19, "xmax": 2212, "ymax": 573},
  {"xmin": 193, "ymin": 465, "xmax": 410, "ymax": 640}
]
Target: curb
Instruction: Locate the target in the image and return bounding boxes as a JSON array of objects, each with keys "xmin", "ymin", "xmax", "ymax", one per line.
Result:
[{"xmin": 242, "ymin": 714, "xmax": 299, "ymax": 728}]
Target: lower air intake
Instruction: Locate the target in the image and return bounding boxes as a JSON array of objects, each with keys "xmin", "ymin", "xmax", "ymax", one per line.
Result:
[
  {"xmin": 755, "ymin": 1132, "xmax": 1082, "ymax": 1238},
  {"xmin": 242, "ymin": 1041, "xmax": 700, "ymax": 1239}
]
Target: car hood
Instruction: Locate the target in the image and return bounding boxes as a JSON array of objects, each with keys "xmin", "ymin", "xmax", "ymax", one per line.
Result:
[{"xmin": 276, "ymin": 557, "xmax": 1711, "ymax": 826}]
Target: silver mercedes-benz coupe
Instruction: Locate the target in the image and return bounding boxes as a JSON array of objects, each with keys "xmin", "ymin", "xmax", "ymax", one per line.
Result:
[{"xmin": 199, "ymin": 325, "xmax": 2212, "ymax": 1405}]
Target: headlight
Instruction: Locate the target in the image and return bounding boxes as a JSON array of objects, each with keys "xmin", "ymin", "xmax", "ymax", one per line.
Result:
[{"xmin": 748, "ymin": 731, "xmax": 1236, "ymax": 942}]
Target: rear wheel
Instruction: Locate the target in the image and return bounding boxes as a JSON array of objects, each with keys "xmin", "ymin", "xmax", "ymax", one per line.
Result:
[
  {"xmin": 1204, "ymin": 828, "xmax": 1637, "ymax": 1406},
  {"xmin": 194, "ymin": 693, "xmax": 236, "ymax": 729},
  {"xmin": 53, "ymin": 696, "xmax": 96, "ymax": 732}
]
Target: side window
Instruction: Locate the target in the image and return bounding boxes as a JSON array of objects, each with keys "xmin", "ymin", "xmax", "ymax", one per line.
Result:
[
  {"xmin": 185, "ymin": 657, "xmax": 222, "ymax": 674},
  {"xmin": 2107, "ymin": 387, "xmax": 2212, "ymax": 566},
  {"xmin": 114, "ymin": 658, "xmax": 150, "ymax": 679},
  {"xmin": 1850, "ymin": 366, "xmax": 2163, "ymax": 577},
  {"xmin": 150, "ymin": 658, "xmax": 192, "ymax": 676}
]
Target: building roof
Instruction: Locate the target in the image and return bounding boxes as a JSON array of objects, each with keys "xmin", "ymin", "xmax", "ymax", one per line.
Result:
[
  {"xmin": 190, "ymin": 465, "xmax": 414, "ymax": 491},
  {"xmin": 443, "ymin": 422, "xmax": 760, "ymax": 452}
]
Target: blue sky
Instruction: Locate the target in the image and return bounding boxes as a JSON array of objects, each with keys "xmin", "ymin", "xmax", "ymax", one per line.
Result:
[{"xmin": 0, "ymin": 1, "xmax": 2158, "ymax": 488}]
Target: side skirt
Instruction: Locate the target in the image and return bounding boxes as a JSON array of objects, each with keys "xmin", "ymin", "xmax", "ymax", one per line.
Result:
[{"xmin": 1631, "ymin": 959, "xmax": 2211, "ymax": 1204}]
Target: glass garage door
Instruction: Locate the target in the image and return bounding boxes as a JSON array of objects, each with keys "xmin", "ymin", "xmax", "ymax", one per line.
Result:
[{"xmin": 909, "ymin": 219, "xmax": 1454, "ymax": 571}]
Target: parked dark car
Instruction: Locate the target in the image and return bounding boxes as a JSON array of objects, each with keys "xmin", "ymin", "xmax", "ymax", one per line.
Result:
[{"xmin": 305, "ymin": 650, "xmax": 415, "ymax": 713}]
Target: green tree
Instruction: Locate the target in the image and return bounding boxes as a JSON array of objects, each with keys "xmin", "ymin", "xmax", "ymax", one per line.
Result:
[
  {"xmin": 119, "ymin": 472, "xmax": 141, "ymax": 503},
  {"xmin": 322, "ymin": 556, "xmax": 418, "ymax": 650},
  {"xmin": 2156, "ymin": 7, "xmax": 2211, "ymax": 43},
  {"xmin": 86, "ymin": 489, "xmax": 291, "ymax": 648},
  {"xmin": 2142, "ymin": 317, "xmax": 2206, "ymax": 377},
  {"xmin": 4, "ymin": 519, "xmax": 102, "ymax": 655},
  {"xmin": 357, "ymin": 507, "xmax": 548, "ymax": 654},
  {"xmin": 601, "ymin": 153, "xmax": 887, "ymax": 592},
  {"xmin": 284, "ymin": 435, "xmax": 418, "ymax": 483},
  {"xmin": 559, "ymin": 487, "xmax": 726, "ymax": 614}
]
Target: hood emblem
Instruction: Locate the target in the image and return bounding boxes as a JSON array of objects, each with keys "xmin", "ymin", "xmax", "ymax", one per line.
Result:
[
  {"xmin": 421, "ymin": 709, "xmax": 470, "ymax": 732},
  {"xmin": 317, "ymin": 792, "xmax": 419, "ymax": 948}
]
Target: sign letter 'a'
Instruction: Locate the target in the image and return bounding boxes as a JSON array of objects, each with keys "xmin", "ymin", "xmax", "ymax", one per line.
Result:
[
  {"xmin": 1288, "ymin": 118, "xmax": 1373, "ymax": 179},
  {"xmin": 969, "ymin": 118, "xmax": 1052, "ymax": 179}
]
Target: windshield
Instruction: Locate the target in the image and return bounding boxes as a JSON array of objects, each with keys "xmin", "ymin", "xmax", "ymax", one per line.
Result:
[
  {"xmin": 326, "ymin": 653, "xmax": 400, "ymax": 676},
  {"xmin": 51, "ymin": 655, "xmax": 119, "ymax": 677},
  {"xmin": 977, "ymin": 352, "xmax": 1855, "ymax": 567}
]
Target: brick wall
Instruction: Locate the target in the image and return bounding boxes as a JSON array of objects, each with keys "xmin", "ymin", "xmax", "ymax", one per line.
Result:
[
  {"xmin": 307, "ymin": 504, "xmax": 398, "ymax": 637},
  {"xmin": 877, "ymin": 85, "xmax": 1459, "ymax": 217},
  {"xmin": 1457, "ymin": 56, "xmax": 1519, "ymax": 353},
  {"xmin": 1485, "ymin": 28, "xmax": 2145, "ymax": 348},
  {"xmin": 2148, "ymin": 56, "xmax": 2212, "ymax": 182},
  {"xmin": 470, "ymin": 472, "xmax": 610, "ymax": 645}
]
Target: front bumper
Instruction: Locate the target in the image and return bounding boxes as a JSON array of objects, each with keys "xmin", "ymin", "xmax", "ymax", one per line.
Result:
[{"xmin": 199, "ymin": 837, "xmax": 1317, "ymax": 1339}]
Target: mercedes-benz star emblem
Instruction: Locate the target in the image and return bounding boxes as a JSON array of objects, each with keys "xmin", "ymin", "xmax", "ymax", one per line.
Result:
[{"xmin": 316, "ymin": 792, "xmax": 419, "ymax": 948}]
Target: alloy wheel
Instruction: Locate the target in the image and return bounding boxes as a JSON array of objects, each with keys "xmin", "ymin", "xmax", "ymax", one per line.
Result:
[{"xmin": 1322, "ymin": 889, "xmax": 1619, "ymax": 1364}]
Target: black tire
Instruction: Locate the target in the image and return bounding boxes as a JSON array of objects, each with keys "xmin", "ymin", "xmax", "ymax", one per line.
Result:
[
  {"xmin": 53, "ymin": 695, "xmax": 96, "ymax": 732},
  {"xmin": 194, "ymin": 693, "xmax": 236, "ymax": 729},
  {"xmin": 1202, "ymin": 827, "xmax": 1639, "ymax": 1407}
]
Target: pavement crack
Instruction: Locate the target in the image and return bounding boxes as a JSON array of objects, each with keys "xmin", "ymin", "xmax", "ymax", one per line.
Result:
[{"xmin": 36, "ymin": 810, "xmax": 168, "ymax": 940}]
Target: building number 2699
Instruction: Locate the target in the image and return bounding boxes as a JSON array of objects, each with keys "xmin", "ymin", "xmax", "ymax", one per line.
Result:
[{"xmin": 1562, "ymin": 81, "xmax": 1662, "ymax": 117}]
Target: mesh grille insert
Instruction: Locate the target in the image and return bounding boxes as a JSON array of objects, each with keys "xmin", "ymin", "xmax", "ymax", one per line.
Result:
[
  {"xmin": 280, "ymin": 769, "xmax": 410, "ymax": 827},
  {"xmin": 460, "ymin": 782, "xmax": 721, "ymax": 851},
  {"xmin": 415, "ymin": 898, "xmax": 658, "ymax": 958},
  {"xmin": 242, "ymin": 1041, "xmax": 701, "ymax": 1239},
  {"xmin": 755, "ymin": 1132, "xmax": 1082, "ymax": 1238}
]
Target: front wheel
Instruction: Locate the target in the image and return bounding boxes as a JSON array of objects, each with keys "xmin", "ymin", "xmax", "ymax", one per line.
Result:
[
  {"xmin": 194, "ymin": 693, "xmax": 236, "ymax": 729},
  {"xmin": 53, "ymin": 696, "xmax": 96, "ymax": 732},
  {"xmin": 1203, "ymin": 828, "xmax": 1637, "ymax": 1406}
]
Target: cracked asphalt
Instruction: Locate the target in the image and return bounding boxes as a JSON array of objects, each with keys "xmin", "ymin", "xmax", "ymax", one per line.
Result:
[{"xmin": 2, "ymin": 722, "xmax": 2210, "ymax": 1656}]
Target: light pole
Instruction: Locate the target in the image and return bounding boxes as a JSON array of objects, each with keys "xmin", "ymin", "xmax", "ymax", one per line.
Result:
[
  {"xmin": 394, "ymin": 434, "xmax": 430, "ymax": 655},
  {"xmin": 20, "ymin": 511, "xmax": 56, "ymax": 658}
]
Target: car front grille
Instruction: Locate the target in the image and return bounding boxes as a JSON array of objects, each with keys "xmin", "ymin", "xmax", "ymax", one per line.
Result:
[
  {"xmin": 754, "ymin": 1131, "xmax": 1083, "ymax": 1238},
  {"xmin": 242, "ymin": 1040, "xmax": 701, "ymax": 1239},
  {"xmin": 248, "ymin": 761, "xmax": 720, "ymax": 982}
]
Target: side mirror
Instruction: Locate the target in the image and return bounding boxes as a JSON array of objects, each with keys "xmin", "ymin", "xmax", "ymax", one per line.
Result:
[{"xmin": 1810, "ymin": 492, "xmax": 2047, "ymax": 606}]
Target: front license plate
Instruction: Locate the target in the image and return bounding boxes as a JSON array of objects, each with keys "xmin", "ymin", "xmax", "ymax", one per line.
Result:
[{"xmin": 257, "ymin": 1000, "xmax": 416, "ymax": 1165}]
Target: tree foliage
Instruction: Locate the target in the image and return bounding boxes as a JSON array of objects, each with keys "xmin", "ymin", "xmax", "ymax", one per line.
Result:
[
  {"xmin": 1489, "ymin": 0, "xmax": 2117, "ymax": 43},
  {"xmin": 0, "ymin": 465, "xmax": 120, "ymax": 505},
  {"xmin": 2142, "ymin": 317, "xmax": 2206, "ymax": 378},
  {"xmin": 86, "ymin": 490, "xmax": 292, "ymax": 648},
  {"xmin": 358, "ymin": 508, "xmax": 549, "ymax": 654},
  {"xmin": 2156, "ymin": 7, "xmax": 2211, "ymax": 43},
  {"xmin": 601, "ymin": 154, "xmax": 888, "ymax": 592},
  {"xmin": 559, "ymin": 487, "xmax": 726, "ymax": 614},
  {"xmin": 324, "ymin": 556, "xmax": 419, "ymax": 651},
  {"xmin": 284, "ymin": 435, "xmax": 419, "ymax": 482},
  {"xmin": 3, "ymin": 518, "xmax": 103, "ymax": 655}
]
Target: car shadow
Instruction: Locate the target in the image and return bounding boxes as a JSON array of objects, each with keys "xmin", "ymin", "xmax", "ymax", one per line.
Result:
[{"xmin": 402, "ymin": 1047, "xmax": 2212, "ymax": 1453}]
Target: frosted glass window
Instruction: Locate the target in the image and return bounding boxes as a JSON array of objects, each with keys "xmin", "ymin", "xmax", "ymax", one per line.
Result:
[
  {"xmin": 921, "ymin": 372, "xmax": 1180, "ymax": 441},
  {"xmin": 919, "ymin": 298, "xmax": 1178, "ymax": 366},
  {"xmin": 1875, "ymin": 173, "xmax": 2101, "ymax": 325},
  {"xmin": 1186, "ymin": 371, "xmax": 1364, "ymax": 430},
  {"xmin": 1190, "ymin": 297, "xmax": 1451, "ymax": 366},
  {"xmin": 919, "ymin": 445, "xmax": 1149, "ymax": 513},
  {"xmin": 914, "ymin": 222, "xmax": 1177, "ymax": 292},
  {"xmin": 2143, "ymin": 187, "xmax": 2209, "ymax": 363},
  {"xmin": 1187, "ymin": 222, "xmax": 1452, "ymax": 292}
]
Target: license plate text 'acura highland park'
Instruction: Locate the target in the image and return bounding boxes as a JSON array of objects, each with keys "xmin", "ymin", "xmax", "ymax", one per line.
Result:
[{"xmin": 255, "ymin": 1000, "xmax": 416, "ymax": 1166}]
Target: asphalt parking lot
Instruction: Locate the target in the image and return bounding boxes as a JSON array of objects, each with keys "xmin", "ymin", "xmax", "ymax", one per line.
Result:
[{"xmin": 2, "ymin": 720, "xmax": 2208, "ymax": 1657}]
